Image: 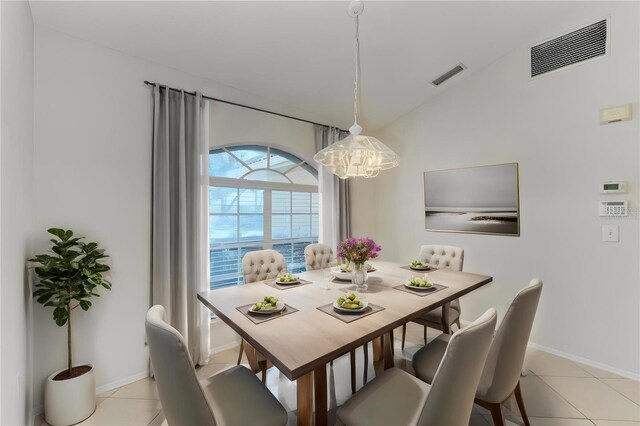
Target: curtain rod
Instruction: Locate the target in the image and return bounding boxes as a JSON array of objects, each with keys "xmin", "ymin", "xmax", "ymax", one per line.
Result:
[{"xmin": 144, "ymin": 81, "xmax": 345, "ymax": 131}]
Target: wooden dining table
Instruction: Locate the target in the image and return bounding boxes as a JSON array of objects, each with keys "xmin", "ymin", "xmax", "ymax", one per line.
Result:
[{"xmin": 198, "ymin": 260, "xmax": 492, "ymax": 426}]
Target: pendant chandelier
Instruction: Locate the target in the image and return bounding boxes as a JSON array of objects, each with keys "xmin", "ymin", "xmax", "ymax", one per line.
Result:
[{"xmin": 313, "ymin": 0, "xmax": 400, "ymax": 179}]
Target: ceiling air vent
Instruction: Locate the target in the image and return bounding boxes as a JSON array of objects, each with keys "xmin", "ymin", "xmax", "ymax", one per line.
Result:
[
  {"xmin": 431, "ymin": 63, "xmax": 466, "ymax": 86},
  {"xmin": 531, "ymin": 18, "xmax": 608, "ymax": 77}
]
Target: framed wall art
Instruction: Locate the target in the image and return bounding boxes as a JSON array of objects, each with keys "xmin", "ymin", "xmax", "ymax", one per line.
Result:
[{"xmin": 423, "ymin": 163, "xmax": 520, "ymax": 236}]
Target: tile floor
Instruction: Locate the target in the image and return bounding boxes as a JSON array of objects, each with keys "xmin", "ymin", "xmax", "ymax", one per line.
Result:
[{"xmin": 35, "ymin": 323, "xmax": 640, "ymax": 425}]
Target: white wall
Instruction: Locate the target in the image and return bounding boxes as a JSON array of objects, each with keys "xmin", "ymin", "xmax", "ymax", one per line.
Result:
[
  {"xmin": 1, "ymin": 1, "xmax": 35, "ymax": 424},
  {"xmin": 32, "ymin": 25, "xmax": 325, "ymax": 410},
  {"xmin": 352, "ymin": 2, "xmax": 640, "ymax": 377},
  {"xmin": 210, "ymin": 102, "xmax": 316, "ymax": 161}
]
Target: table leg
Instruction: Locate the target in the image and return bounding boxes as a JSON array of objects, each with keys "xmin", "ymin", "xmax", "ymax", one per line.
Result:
[
  {"xmin": 242, "ymin": 341, "xmax": 260, "ymax": 374},
  {"xmin": 372, "ymin": 336, "xmax": 383, "ymax": 375},
  {"xmin": 297, "ymin": 371, "xmax": 314, "ymax": 426},
  {"xmin": 372, "ymin": 332, "xmax": 395, "ymax": 375},
  {"xmin": 383, "ymin": 332, "xmax": 394, "ymax": 370},
  {"xmin": 441, "ymin": 302, "xmax": 451, "ymax": 335},
  {"xmin": 314, "ymin": 366, "xmax": 327, "ymax": 426}
]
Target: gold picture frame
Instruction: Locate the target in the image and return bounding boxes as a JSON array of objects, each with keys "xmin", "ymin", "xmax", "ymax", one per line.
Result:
[{"xmin": 423, "ymin": 162, "xmax": 520, "ymax": 236}]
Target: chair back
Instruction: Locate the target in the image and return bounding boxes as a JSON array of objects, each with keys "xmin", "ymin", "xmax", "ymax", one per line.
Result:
[
  {"xmin": 145, "ymin": 305, "xmax": 216, "ymax": 426},
  {"xmin": 304, "ymin": 243, "xmax": 335, "ymax": 271},
  {"xmin": 241, "ymin": 249, "xmax": 287, "ymax": 283},
  {"xmin": 418, "ymin": 308, "xmax": 497, "ymax": 426},
  {"xmin": 418, "ymin": 245, "xmax": 464, "ymax": 272},
  {"xmin": 477, "ymin": 279, "xmax": 543, "ymax": 403}
]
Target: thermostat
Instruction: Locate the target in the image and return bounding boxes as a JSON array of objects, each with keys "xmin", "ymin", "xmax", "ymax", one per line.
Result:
[
  {"xmin": 599, "ymin": 200, "xmax": 628, "ymax": 217},
  {"xmin": 600, "ymin": 181, "xmax": 626, "ymax": 194}
]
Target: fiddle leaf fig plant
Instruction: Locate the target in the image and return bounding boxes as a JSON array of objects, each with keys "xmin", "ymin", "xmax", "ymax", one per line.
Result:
[{"xmin": 31, "ymin": 228, "xmax": 111, "ymax": 378}]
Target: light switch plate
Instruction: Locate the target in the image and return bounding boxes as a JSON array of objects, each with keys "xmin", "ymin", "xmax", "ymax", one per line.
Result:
[{"xmin": 602, "ymin": 225, "xmax": 619, "ymax": 242}]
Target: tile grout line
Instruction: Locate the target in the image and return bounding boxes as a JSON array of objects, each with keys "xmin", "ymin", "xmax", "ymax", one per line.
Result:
[
  {"xmin": 527, "ymin": 368, "xmax": 593, "ymax": 421},
  {"xmin": 595, "ymin": 375, "xmax": 640, "ymax": 409},
  {"xmin": 536, "ymin": 371, "xmax": 640, "ymax": 423}
]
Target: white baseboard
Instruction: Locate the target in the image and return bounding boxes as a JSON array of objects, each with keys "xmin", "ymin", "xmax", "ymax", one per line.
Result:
[
  {"xmin": 95, "ymin": 370, "xmax": 150, "ymax": 395},
  {"xmin": 210, "ymin": 340, "xmax": 241, "ymax": 355},
  {"xmin": 459, "ymin": 319, "xmax": 639, "ymax": 381}
]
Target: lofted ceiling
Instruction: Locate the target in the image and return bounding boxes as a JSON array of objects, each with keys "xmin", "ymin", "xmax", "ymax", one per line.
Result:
[{"xmin": 29, "ymin": 1, "xmax": 578, "ymax": 131}]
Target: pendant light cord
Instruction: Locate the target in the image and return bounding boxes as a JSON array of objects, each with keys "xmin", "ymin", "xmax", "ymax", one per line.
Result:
[{"xmin": 353, "ymin": 14, "xmax": 360, "ymax": 127}]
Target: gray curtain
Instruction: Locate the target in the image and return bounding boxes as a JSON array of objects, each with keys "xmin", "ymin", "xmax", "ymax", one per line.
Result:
[
  {"xmin": 314, "ymin": 125, "xmax": 352, "ymax": 246},
  {"xmin": 338, "ymin": 179, "xmax": 351, "ymax": 241},
  {"xmin": 151, "ymin": 86, "xmax": 210, "ymax": 365}
]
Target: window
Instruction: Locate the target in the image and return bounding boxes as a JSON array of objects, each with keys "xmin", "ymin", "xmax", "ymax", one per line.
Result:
[{"xmin": 209, "ymin": 145, "xmax": 319, "ymax": 289}]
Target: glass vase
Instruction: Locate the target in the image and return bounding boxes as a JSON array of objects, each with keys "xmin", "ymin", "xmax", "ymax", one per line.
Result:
[{"xmin": 351, "ymin": 262, "xmax": 368, "ymax": 289}]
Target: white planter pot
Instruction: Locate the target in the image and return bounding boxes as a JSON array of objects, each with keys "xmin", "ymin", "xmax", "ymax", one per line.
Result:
[{"xmin": 44, "ymin": 364, "xmax": 96, "ymax": 426}]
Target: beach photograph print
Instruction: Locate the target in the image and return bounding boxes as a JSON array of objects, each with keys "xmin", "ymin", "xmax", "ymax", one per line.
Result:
[{"xmin": 424, "ymin": 163, "xmax": 519, "ymax": 236}]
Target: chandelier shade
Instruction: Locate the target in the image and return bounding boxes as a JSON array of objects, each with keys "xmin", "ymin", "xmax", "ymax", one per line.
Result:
[
  {"xmin": 313, "ymin": 133, "xmax": 400, "ymax": 179},
  {"xmin": 313, "ymin": 0, "xmax": 400, "ymax": 179}
]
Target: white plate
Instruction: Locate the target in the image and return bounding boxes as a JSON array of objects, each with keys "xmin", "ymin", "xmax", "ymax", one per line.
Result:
[
  {"xmin": 331, "ymin": 266, "xmax": 374, "ymax": 280},
  {"xmin": 409, "ymin": 264, "xmax": 430, "ymax": 271},
  {"xmin": 275, "ymin": 278, "xmax": 300, "ymax": 285},
  {"xmin": 333, "ymin": 300, "xmax": 369, "ymax": 313},
  {"xmin": 249, "ymin": 301, "xmax": 286, "ymax": 314},
  {"xmin": 331, "ymin": 267, "xmax": 352, "ymax": 281},
  {"xmin": 404, "ymin": 282, "xmax": 435, "ymax": 291}
]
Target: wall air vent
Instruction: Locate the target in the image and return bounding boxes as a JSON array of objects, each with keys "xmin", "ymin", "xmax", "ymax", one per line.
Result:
[
  {"xmin": 431, "ymin": 63, "xmax": 466, "ymax": 86},
  {"xmin": 531, "ymin": 18, "xmax": 608, "ymax": 77}
]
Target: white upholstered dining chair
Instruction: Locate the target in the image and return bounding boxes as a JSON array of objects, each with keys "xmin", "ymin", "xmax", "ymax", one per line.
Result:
[
  {"xmin": 145, "ymin": 305, "xmax": 288, "ymax": 426},
  {"xmin": 242, "ymin": 249, "xmax": 287, "ymax": 283},
  {"xmin": 412, "ymin": 279, "xmax": 543, "ymax": 426},
  {"xmin": 401, "ymin": 244, "xmax": 465, "ymax": 349},
  {"xmin": 235, "ymin": 249, "xmax": 288, "ymax": 382},
  {"xmin": 336, "ymin": 308, "xmax": 497, "ymax": 426},
  {"xmin": 304, "ymin": 243, "xmax": 337, "ymax": 271}
]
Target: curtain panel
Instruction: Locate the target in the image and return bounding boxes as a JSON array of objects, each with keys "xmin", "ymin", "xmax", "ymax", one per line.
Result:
[
  {"xmin": 314, "ymin": 126, "xmax": 352, "ymax": 251},
  {"xmin": 151, "ymin": 86, "xmax": 210, "ymax": 365}
]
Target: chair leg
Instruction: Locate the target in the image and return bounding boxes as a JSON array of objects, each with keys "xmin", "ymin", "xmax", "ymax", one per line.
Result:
[
  {"xmin": 259, "ymin": 360, "xmax": 267, "ymax": 384},
  {"xmin": 236, "ymin": 339, "xmax": 244, "ymax": 365},
  {"xmin": 454, "ymin": 318, "xmax": 462, "ymax": 331},
  {"xmin": 362, "ymin": 342, "xmax": 368, "ymax": 384},
  {"xmin": 423, "ymin": 325, "xmax": 427, "ymax": 344},
  {"xmin": 514, "ymin": 381, "xmax": 530, "ymax": 426},
  {"xmin": 401, "ymin": 324, "xmax": 407, "ymax": 350},
  {"xmin": 488, "ymin": 403, "xmax": 505, "ymax": 426},
  {"xmin": 350, "ymin": 349, "xmax": 356, "ymax": 394}
]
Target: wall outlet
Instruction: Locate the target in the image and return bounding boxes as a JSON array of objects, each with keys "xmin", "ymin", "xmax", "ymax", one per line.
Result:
[{"xmin": 602, "ymin": 225, "xmax": 619, "ymax": 242}]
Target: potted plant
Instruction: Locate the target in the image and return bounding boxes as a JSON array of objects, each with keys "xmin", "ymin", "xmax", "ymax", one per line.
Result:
[{"xmin": 31, "ymin": 228, "xmax": 111, "ymax": 426}]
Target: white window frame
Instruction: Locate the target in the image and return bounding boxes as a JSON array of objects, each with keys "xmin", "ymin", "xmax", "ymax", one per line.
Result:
[{"xmin": 209, "ymin": 145, "xmax": 319, "ymax": 288}]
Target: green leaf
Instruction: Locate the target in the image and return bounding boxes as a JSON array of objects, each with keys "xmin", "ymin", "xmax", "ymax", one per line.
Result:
[
  {"xmin": 37, "ymin": 294, "xmax": 53, "ymax": 305},
  {"xmin": 53, "ymin": 306, "xmax": 69, "ymax": 327},
  {"xmin": 79, "ymin": 300, "xmax": 91, "ymax": 311},
  {"xmin": 47, "ymin": 228, "xmax": 66, "ymax": 240}
]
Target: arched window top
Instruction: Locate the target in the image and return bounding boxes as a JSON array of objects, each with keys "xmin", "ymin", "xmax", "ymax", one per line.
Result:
[{"xmin": 209, "ymin": 145, "xmax": 317, "ymax": 185}]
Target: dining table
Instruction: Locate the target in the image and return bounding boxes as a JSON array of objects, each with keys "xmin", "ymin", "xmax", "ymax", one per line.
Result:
[{"xmin": 197, "ymin": 260, "xmax": 492, "ymax": 426}]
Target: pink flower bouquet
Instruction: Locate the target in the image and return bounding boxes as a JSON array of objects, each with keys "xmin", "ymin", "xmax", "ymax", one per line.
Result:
[{"xmin": 337, "ymin": 237, "xmax": 382, "ymax": 268}]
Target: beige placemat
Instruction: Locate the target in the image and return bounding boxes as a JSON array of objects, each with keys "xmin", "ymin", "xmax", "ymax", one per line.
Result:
[
  {"xmin": 393, "ymin": 283, "xmax": 448, "ymax": 297},
  {"xmin": 316, "ymin": 303, "xmax": 385, "ymax": 324},
  {"xmin": 236, "ymin": 303, "xmax": 299, "ymax": 324},
  {"xmin": 264, "ymin": 278, "xmax": 313, "ymax": 291}
]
